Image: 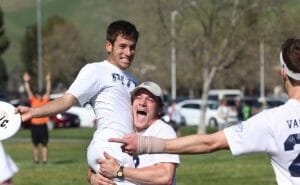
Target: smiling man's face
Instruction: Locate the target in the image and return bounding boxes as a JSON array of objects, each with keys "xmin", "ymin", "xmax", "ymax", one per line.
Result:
[
  {"xmin": 106, "ymin": 35, "xmax": 137, "ymax": 70},
  {"xmin": 132, "ymin": 89, "xmax": 161, "ymax": 132}
]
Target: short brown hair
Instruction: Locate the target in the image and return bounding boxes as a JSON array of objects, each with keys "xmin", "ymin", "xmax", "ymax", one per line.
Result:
[
  {"xmin": 281, "ymin": 38, "xmax": 300, "ymax": 84},
  {"xmin": 106, "ymin": 20, "xmax": 139, "ymax": 45}
]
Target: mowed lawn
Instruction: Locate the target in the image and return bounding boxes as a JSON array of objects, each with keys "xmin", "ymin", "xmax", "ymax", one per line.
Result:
[{"xmin": 3, "ymin": 127, "xmax": 276, "ymax": 185}]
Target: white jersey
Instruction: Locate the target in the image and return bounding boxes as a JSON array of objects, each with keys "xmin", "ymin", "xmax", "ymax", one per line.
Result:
[
  {"xmin": 67, "ymin": 60, "xmax": 138, "ymax": 185},
  {"xmin": 67, "ymin": 60, "xmax": 138, "ymax": 138},
  {"xmin": 224, "ymin": 99, "xmax": 300, "ymax": 185},
  {"xmin": 0, "ymin": 142, "xmax": 18, "ymax": 183},
  {"xmin": 135, "ymin": 119, "xmax": 180, "ymax": 185}
]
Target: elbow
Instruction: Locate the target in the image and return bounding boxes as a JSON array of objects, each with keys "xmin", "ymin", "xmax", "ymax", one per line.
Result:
[
  {"xmin": 153, "ymin": 168, "xmax": 174, "ymax": 185},
  {"xmin": 156, "ymin": 176, "xmax": 173, "ymax": 185}
]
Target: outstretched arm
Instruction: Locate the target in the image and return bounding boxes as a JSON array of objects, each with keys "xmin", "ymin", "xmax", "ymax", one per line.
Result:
[
  {"xmin": 164, "ymin": 130, "xmax": 229, "ymax": 154},
  {"xmin": 110, "ymin": 130, "xmax": 229, "ymax": 155},
  {"xmin": 99, "ymin": 152, "xmax": 176, "ymax": 185},
  {"xmin": 16, "ymin": 93, "xmax": 77, "ymax": 122},
  {"xmin": 23, "ymin": 72, "xmax": 33, "ymax": 98}
]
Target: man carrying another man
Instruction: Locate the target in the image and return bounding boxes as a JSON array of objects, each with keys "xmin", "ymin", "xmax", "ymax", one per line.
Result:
[{"xmin": 88, "ymin": 81, "xmax": 180, "ymax": 185}]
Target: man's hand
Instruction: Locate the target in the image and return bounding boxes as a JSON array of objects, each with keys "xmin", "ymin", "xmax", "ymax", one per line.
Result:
[
  {"xmin": 23, "ymin": 72, "xmax": 30, "ymax": 82},
  {"xmin": 109, "ymin": 134, "xmax": 139, "ymax": 155},
  {"xmin": 99, "ymin": 152, "xmax": 120, "ymax": 178},
  {"xmin": 87, "ymin": 168, "xmax": 116, "ymax": 185},
  {"xmin": 15, "ymin": 106, "xmax": 33, "ymax": 122},
  {"xmin": 46, "ymin": 72, "xmax": 51, "ymax": 82}
]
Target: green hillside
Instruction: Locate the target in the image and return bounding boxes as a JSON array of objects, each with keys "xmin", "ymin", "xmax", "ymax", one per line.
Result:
[{"xmin": 1, "ymin": 0, "xmax": 135, "ymax": 72}]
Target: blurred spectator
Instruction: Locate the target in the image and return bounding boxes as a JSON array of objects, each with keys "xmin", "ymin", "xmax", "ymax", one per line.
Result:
[
  {"xmin": 23, "ymin": 72, "xmax": 51, "ymax": 164},
  {"xmin": 234, "ymin": 98, "xmax": 251, "ymax": 122},
  {"xmin": 167, "ymin": 100, "xmax": 181, "ymax": 135},
  {"xmin": 217, "ymin": 99, "xmax": 230, "ymax": 128},
  {"xmin": 168, "ymin": 100, "xmax": 181, "ymax": 125}
]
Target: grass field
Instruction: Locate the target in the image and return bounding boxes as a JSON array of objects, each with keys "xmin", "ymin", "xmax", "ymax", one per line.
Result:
[{"xmin": 2, "ymin": 127, "xmax": 276, "ymax": 185}]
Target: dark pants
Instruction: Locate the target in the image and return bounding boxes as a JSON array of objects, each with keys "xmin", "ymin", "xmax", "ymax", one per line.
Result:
[{"xmin": 31, "ymin": 124, "xmax": 49, "ymax": 145}]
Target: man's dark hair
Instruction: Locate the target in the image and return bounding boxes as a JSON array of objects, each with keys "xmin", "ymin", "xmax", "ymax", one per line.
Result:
[
  {"xmin": 106, "ymin": 20, "xmax": 139, "ymax": 45},
  {"xmin": 281, "ymin": 38, "xmax": 300, "ymax": 84}
]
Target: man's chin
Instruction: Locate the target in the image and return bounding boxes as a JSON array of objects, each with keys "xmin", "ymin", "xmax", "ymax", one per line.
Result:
[{"xmin": 120, "ymin": 62, "xmax": 131, "ymax": 70}]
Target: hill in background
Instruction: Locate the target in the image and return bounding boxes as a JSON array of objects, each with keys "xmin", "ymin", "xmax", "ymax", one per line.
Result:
[{"xmin": 2, "ymin": 0, "xmax": 136, "ymax": 72}]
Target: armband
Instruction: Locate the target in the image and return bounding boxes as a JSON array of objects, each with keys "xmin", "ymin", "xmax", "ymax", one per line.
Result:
[{"xmin": 137, "ymin": 136, "xmax": 165, "ymax": 154}]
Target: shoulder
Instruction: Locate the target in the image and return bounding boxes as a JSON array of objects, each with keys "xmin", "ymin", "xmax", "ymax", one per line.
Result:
[
  {"xmin": 82, "ymin": 61, "xmax": 105, "ymax": 71},
  {"xmin": 145, "ymin": 120, "xmax": 177, "ymax": 138}
]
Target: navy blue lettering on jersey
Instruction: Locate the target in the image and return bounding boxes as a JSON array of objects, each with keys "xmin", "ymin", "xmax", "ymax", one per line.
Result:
[
  {"xmin": 287, "ymin": 119, "xmax": 300, "ymax": 129},
  {"xmin": 112, "ymin": 73, "xmax": 137, "ymax": 88},
  {"xmin": 284, "ymin": 133, "xmax": 300, "ymax": 177},
  {"xmin": 133, "ymin": 156, "xmax": 140, "ymax": 168}
]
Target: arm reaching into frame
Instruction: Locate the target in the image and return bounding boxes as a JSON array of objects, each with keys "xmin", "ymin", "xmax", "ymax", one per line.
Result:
[{"xmin": 109, "ymin": 130, "xmax": 229, "ymax": 155}]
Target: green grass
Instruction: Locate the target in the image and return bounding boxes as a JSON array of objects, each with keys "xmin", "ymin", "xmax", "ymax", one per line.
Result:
[{"xmin": 2, "ymin": 127, "xmax": 276, "ymax": 185}]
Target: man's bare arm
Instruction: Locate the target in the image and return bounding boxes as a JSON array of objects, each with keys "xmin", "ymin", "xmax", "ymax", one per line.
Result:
[
  {"xmin": 99, "ymin": 152, "xmax": 176, "ymax": 185},
  {"xmin": 16, "ymin": 93, "xmax": 77, "ymax": 122},
  {"xmin": 164, "ymin": 130, "xmax": 229, "ymax": 154},
  {"xmin": 109, "ymin": 130, "xmax": 229, "ymax": 155}
]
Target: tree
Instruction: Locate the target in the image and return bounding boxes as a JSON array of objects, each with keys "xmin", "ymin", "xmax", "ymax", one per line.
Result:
[
  {"xmin": 0, "ymin": 5, "xmax": 9, "ymax": 90},
  {"xmin": 183, "ymin": 0, "xmax": 284, "ymax": 134},
  {"xmin": 131, "ymin": 0, "xmax": 284, "ymax": 133},
  {"xmin": 21, "ymin": 15, "xmax": 87, "ymax": 92}
]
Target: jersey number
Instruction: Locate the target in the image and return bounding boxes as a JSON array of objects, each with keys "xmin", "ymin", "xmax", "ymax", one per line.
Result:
[{"xmin": 284, "ymin": 133, "xmax": 300, "ymax": 177}]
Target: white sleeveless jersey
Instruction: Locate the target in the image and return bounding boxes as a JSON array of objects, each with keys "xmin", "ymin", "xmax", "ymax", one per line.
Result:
[
  {"xmin": 67, "ymin": 60, "xmax": 138, "ymax": 139},
  {"xmin": 224, "ymin": 99, "xmax": 300, "ymax": 185}
]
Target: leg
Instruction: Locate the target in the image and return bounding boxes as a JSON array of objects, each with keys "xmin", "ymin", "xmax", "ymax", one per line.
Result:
[
  {"xmin": 33, "ymin": 144, "xmax": 39, "ymax": 163},
  {"xmin": 42, "ymin": 144, "xmax": 48, "ymax": 163},
  {"xmin": 40, "ymin": 124, "xmax": 49, "ymax": 163},
  {"xmin": 0, "ymin": 179, "xmax": 13, "ymax": 185}
]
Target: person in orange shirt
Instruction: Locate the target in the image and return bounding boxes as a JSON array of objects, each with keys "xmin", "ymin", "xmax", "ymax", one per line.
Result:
[{"xmin": 23, "ymin": 72, "xmax": 51, "ymax": 164}]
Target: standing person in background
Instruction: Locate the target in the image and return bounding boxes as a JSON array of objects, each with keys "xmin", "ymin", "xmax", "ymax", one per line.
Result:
[
  {"xmin": 217, "ymin": 99, "xmax": 230, "ymax": 128},
  {"xmin": 23, "ymin": 72, "xmax": 51, "ymax": 164},
  {"xmin": 0, "ymin": 142, "xmax": 18, "ymax": 185},
  {"xmin": 110, "ymin": 38, "xmax": 300, "ymax": 185},
  {"xmin": 167, "ymin": 100, "xmax": 181, "ymax": 135},
  {"xmin": 234, "ymin": 97, "xmax": 244, "ymax": 122},
  {"xmin": 168, "ymin": 100, "xmax": 181, "ymax": 125},
  {"xmin": 16, "ymin": 20, "xmax": 139, "ymax": 184}
]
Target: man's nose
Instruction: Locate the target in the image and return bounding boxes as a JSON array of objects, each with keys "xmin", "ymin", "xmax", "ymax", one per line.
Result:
[{"xmin": 139, "ymin": 98, "xmax": 147, "ymax": 106}]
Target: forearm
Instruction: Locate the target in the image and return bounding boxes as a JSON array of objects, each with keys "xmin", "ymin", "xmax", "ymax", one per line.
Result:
[
  {"xmin": 164, "ymin": 130, "xmax": 229, "ymax": 154},
  {"xmin": 45, "ymin": 80, "xmax": 51, "ymax": 96},
  {"xmin": 23, "ymin": 81, "xmax": 33, "ymax": 98},
  {"xmin": 124, "ymin": 163, "xmax": 175, "ymax": 185},
  {"xmin": 31, "ymin": 93, "xmax": 76, "ymax": 117}
]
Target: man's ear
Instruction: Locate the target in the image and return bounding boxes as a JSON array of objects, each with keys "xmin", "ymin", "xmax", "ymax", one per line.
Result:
[
  {"xmin": 281, "ymin": 67, "xmax": 287, "ymax": 81},
  {"xmin": 105, "ymin": 41, "xmax": 112, "ymax": 52}
]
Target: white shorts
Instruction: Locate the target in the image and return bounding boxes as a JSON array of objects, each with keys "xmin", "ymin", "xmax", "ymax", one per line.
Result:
[
  {"xmin": 0, "ymin": 143, "xmax": 18, "ymax": 183},
  {"xmin": 87, "ymin": 139, "xmax": 135, "ymax": 185}
]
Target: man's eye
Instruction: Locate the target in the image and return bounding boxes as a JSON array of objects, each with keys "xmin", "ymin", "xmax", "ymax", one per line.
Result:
[{"xmin": 148, "ymin": 98, "xmax": 154, "ymax": 102}]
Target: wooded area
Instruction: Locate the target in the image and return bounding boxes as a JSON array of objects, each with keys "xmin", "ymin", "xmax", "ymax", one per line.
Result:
[{"xmin": 1, "ymin": 0, "xmax": 299, "ymax": 100}]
